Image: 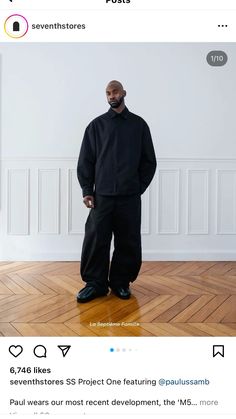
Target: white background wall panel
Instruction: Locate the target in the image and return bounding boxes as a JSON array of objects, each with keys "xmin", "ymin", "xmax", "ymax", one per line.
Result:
[
  {"xmin": 0, "ymin": 43, "xmax": 235, "ymax": 260},
  {"xmin": 186, "ymin": 169, "xmax": 209, "ymax": 235}
]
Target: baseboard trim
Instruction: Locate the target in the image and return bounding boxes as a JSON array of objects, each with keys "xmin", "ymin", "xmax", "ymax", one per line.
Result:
[{"xmin": 0, "ymin": 251, "xmax": 236, "ymax": 261}]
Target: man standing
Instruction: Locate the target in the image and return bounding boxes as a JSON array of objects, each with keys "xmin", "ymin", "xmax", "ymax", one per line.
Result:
[{"xmin": 76, "ymin": 80, "xmax": 156, "ymax": 303}]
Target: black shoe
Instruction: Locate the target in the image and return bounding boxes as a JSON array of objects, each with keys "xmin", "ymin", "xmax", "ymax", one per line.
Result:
[
  {"xmin": 111, "ymin": 286, "xmax": 131, "ymax": 300},
  {"xmin": 76, "ymin": 286, "xmax": 107, "ymax": 303}
]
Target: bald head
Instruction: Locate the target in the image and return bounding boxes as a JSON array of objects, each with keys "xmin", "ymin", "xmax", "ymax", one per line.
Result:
[
  {"xmin": 106, "ymin": 80, "xmax": 124, "ymax": 90},
  {"xmin": 106, "ymin": 80, "xmax": 126, "ymax": 111}
]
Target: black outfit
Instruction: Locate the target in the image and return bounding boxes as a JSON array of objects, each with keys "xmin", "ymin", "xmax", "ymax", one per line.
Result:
[{"xmin": 77, "ymin": 106, "xmax": 156, "ymax": 293}]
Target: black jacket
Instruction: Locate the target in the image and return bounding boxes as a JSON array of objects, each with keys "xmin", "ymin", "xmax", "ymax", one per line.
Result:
[{"xmin": 77, "ymin": 106, "xmax": 157, "ymax": 197}]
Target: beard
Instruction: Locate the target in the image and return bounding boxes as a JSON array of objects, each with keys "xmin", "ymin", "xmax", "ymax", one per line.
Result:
[{"xmin": 109, "ymin": 95, "xmax": 124, "ymax": 108}]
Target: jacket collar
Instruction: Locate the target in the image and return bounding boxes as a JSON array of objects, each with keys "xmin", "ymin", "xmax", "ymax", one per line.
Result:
[{"xmin": 107, "ymin": 106, "xmax": 129, "ymax": 119}]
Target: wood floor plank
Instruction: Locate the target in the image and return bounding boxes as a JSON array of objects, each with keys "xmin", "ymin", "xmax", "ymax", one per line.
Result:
[
  {"xmin": 0, "ymin": 295, "xmax": 40, "ymax": 313},
  {"xmin": 200, "ymin": 274, "xmax": 236, "ymax": 292},
  {"xmin": 84, "ymin": 325, "xmax": 138, "ymax": 337},
  {"xmin": 13, "ymin": 295, "xmax": 76, "ymax": 323},
  {"xmin": 77, "ymin": 295, "xmax": 136, "ymax": 323},
  {"xmin": 204, "ymin": 295, "xmax": 236, "ymax": 322},
  {"xmin": 96, "ymin": 293, "xmax": 152, "ymax": 323},
  {"xmin": 120, "ymin": 325, "xmax": 153, "ymax": 337},
  {"xmin": 207, "ymin": 263, "xmax": 236, "ymax": 275},
  {"xmin": 138, "ymin": 323, "xmax": 174, "ymax": 336},
  {"xmin": 153, "ymin": 295, "xmax": 200, "ymax": 322},
  {"xmin": 0, "ymin": 323, "xmax": 21, "ymax": 336},
  {"xmin": 0, "ymin": 261, "xmax": 235, "ymax": 336},
  {"xmin": 120, "ymin": 295, "xmax": 171, "ymax": 323},
  {"xmin": 0, "ymin": 295, "xmax": 54, "ymax": 322},
  {"xmin": 221, "ymin": 309, "xmax": 236, "ymax": 322},
  {"xmin": 164, "ymin": 261, "xmax": 200, "ymax": 276},
  {"xmin": 12, "ymin": 323, "xmax": 58, "ymax": 336},
  {"xmin": 0, "ymin": 262, "xmax": 36, "ymax": 273},
  {"xmin": 149, "ymin": 262, "xmax": 183, "ymax": 275},
  {"xmin": 31, "ymin": 301, "xmax": 78, "ymax": 323},
  {"xmin": 65, "ymin": 323, "xmax": 100, "ymax": 337},
  {"xmin": 37, "ymin": 273, "xmax": 77, "ymax": 295},
  {"xmin": 0, "ymin": 275, "xmax": 28, "ymax": 294},
  {"xmin": 171, "ymin": 323, "xmax": 211, "ymax": 336},
  {"xmin": 191, "ymin": 323, "xmax": 235, "ymax": 336},
  {"xmin": 7, "ymin": 273, "xmax": 43, "ymax": 295},
  {"xmin": 15, "ymin": 273, "xmax": 57, "ymax": 295},
  {"xmin": 171, "ymin": 295, "xmax": 215, "ymax": 322},
  {"xmin": 135, "ymin": 295, "xmax": 185, "ymax": 322},
  {"xmin": 148, "ymin": 274, "xmax": 207, "ymax": 294},
  {"xmin": 0, "ymin": 278, "xmax": 14, "ymax": 294},
  {"xmin": 139, "ymin": 274, "xmax": 186, "ymax": 294},
  {"xmin": 166, "ymin": 274, "xmax": 232, "ymax": 294},
  {"xmin": 41, "ymin": 323, "xmax": 79, "ymax": 336},
  {"xmin": 139, "ymin": 261, "xmax": 164, "ymax": 274},
  {"xmin": 177, "ymin": 262, "xmax": 217, "ymax": 276},
  {"xmin": 228, "ymin": 269, "xmax": 236, "ymax": 275},
  {"xmin": 148, "ymin": 323, "xmax": 192, "ymax": 336},
  {"xmin": 41, "ymin": 274, "xmax": 79, "ymax": 295},
  {"xmin": 187, "ymin": 295, "xmax": 230, "ymax": 322}
]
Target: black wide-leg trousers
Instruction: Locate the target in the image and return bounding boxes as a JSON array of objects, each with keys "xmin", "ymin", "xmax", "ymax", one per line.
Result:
[{"xmin": 80, "ymin": 194, "xmax": 142, "ymax": 293}]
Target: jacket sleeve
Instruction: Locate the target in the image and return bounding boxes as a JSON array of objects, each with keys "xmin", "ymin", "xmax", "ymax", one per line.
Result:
[
  {"xmin": 77, "ymin": 122, "xmax": 96, "ymax": 197},
  {"xmin": 138, "ymin": 121, "xmax": 157, "ymax": 195}
]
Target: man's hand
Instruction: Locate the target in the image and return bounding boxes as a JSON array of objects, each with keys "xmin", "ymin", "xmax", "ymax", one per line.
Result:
[{"xmin": 83, "ymin": 195, "xmax": 95, "ymax": 208}]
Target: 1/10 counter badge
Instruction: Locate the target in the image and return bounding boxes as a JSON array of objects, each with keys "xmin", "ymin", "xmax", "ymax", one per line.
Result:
[{"xmin": 207, "ymin": 50, "xmax": 228, "ymax": 66}]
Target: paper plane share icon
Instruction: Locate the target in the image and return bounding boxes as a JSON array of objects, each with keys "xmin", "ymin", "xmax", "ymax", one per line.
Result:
[{"xmin": 58, "ymin": 345, "xmax": 71, "ymax": 357}]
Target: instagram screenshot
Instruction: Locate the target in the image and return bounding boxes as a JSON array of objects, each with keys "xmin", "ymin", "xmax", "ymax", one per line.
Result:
[{"xmin": 0, "ymin": 1, "xmax": 235, "ymax": 417}]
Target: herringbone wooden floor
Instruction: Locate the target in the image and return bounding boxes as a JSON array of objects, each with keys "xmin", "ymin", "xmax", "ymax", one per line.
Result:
[{"xmin": 0, "ymin": 261, "xmax": 235, "ymax": 336}]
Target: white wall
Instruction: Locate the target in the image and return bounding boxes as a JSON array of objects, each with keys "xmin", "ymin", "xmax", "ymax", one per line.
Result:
[{"xmin": 0, "ymin": 43, "xmax": 235, "ymax": 260}]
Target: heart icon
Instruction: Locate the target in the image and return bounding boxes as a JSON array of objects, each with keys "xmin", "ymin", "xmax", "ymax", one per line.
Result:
[{"xmin": 9, "ymin": 345, "xmax": 23, "ymax": 358}]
